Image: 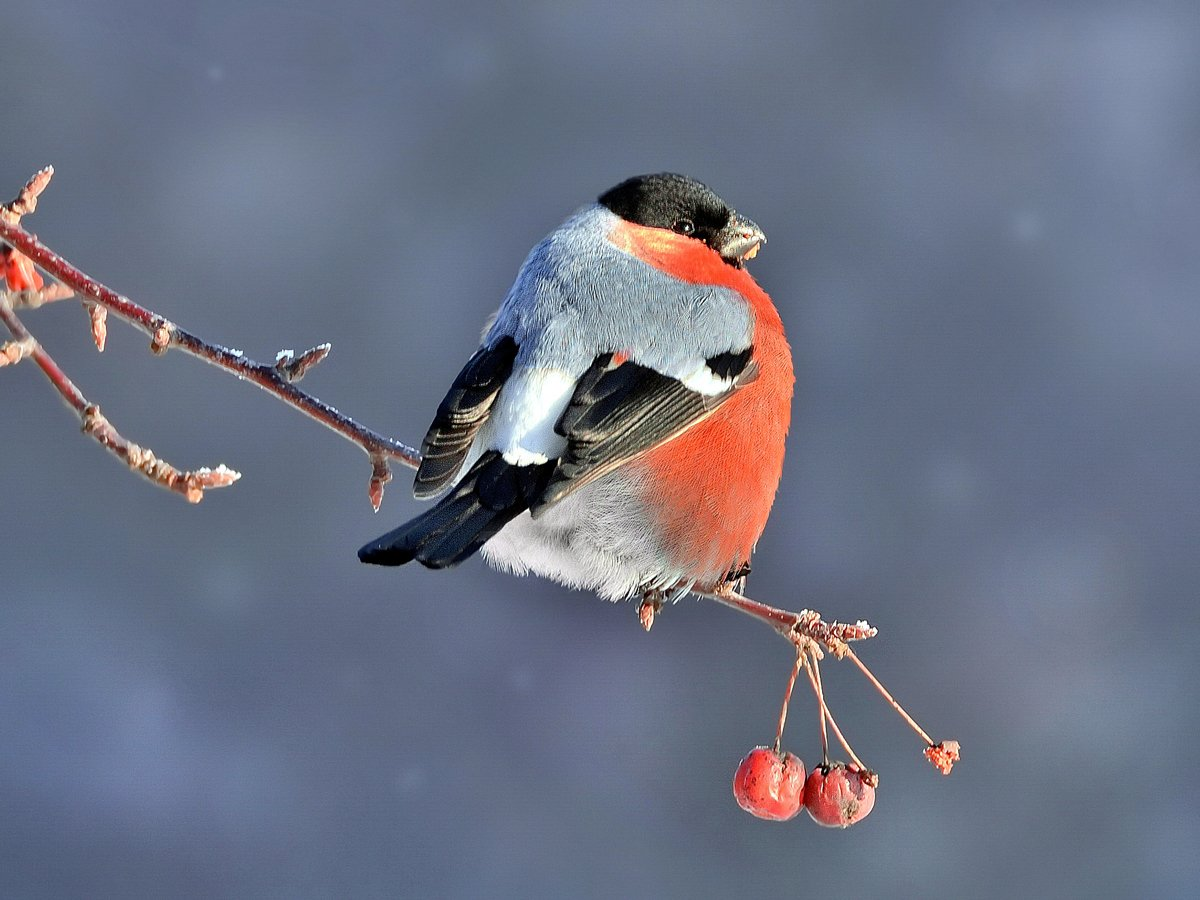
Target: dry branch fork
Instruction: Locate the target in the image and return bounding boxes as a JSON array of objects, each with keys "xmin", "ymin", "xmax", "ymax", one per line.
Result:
[{"xmin": 0, "ymin": 167, "xmax": 418, "ymax": 507}]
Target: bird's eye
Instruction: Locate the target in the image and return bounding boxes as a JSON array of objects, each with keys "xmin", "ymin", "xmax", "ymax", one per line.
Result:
[{"xmin": 672, "ymin": 219, "xmax": 695, "ymax": 235}]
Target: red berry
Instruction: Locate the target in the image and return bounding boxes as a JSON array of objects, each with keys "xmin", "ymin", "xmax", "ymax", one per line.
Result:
[
  {"xmin": 732, "ymin": 746, "xmax": 806, "ymax": 821},
  {"xmin": 803, "ymin": 763, "xmax": 877, "ymax": 828}
]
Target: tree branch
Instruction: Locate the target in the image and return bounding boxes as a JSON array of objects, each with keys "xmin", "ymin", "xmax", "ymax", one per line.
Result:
[
  {"xmin": 0, "ymin": 294, "xmax": 239, "ymax": 501},
  {"xmin": 1, "ymin": 166, "xmax": 419, "ymax": 509}
]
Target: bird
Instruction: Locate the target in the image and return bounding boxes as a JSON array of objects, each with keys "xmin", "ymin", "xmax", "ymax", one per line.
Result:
[{"xmin": 358, "ymin": 173, "xmax": 793, "ymax": 608}]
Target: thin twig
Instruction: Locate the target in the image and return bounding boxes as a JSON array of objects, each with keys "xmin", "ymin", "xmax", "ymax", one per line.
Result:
[
  {"xmin": 843, "ymin": 646, "xmax": 935, "ymax": 747},
  {"xmin": 702, "ymin": 585, "xmax": 877, "ymax": 650},
  {"xmin": 803, "ymin": 654, "xmax": 866, "ymax": 770},
  {"xmin": 0, "ymin": 220, "xmax": 420, "ymax": 467},
  {"xmin": 4, "ymin": 282, "xmax": 75, "ymax": 308},
  {"xmin": 805, "ymin": 653, "xmax": 830, "ymax": 765},
  {"xmin": 0, "ymin": 296, "xmax": 238, "ymax": 502},
  {"xmin": 0, "ymin": 166, "xmax": 53, "ymax": 225},
  {"xmin": 703, "ymin": 587, "xmax": 812, "ymax": 636},
  {"xmin": 1, "ymin": 167, "xmax": 421, "ymax": 509}
]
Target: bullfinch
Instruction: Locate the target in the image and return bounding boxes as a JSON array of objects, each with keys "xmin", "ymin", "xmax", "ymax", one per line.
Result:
[{"xmin": 359, "ymin": 173, "xmax": 793, "ymax": 605}]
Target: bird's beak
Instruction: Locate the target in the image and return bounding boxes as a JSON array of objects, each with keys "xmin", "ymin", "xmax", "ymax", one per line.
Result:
[{"xmin": 714, "ymin": 213, "xmax": 766, "ymax": 267}]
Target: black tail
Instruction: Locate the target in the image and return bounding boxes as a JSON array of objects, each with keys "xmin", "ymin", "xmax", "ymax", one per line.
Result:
[{"xmin": 357, "ymin": 451, "xmax": 555, "ymax": 569}]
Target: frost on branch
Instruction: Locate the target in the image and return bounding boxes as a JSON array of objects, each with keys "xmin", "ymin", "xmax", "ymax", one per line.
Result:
[
  {"xmin": 274, "ymin": 343, "xmax": 331, "ymax": 382},
  {"xmin": 80, "ymin": 405, "xmax": 241, "ymax": 503},
  {"xmin": 0, "ymin": 166, "xmax": 419, "ymax": 506}
]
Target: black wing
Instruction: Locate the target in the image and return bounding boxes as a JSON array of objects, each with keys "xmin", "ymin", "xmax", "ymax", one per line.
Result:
[
  {"xmin": 359, "ymin": 450, "xmax": 555, "ymax": 568},
  {"xmin": 413, "ymin": 336, "xmax": 519, "ymax": 499},
  {"xmin": 529, "ymin": 348, "xmax": 756, "ymax": 515}
]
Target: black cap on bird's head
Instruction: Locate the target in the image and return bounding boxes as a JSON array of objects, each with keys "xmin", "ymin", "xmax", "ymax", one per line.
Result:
[{"xmin": 598, "ymin": 172, "xmax": 765, "ymax": 268}]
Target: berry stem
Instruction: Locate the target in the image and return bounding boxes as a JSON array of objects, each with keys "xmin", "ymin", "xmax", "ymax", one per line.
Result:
[
  {"xmin": 773, "ymin": 651, "xmax": 803, "ymax": 754},
  {"xmin": 843, "ymin": 646, "xmax": 935, "ymax": 747},
  {"xmin": 702, "ymin": 584, "xmax": 952, "ymax": 768},
  {"xmin": 803, "ymin": 657, "xmax": 866, "ymax": 770},
  {"xmin": 805, "ymin": 652, "xmax": 830, "ymax": 765}
]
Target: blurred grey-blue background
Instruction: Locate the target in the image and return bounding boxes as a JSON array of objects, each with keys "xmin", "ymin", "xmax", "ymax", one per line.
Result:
[{"xmin": 3, "ymin": 1, "xmax": 1198, "ymax": 897}]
